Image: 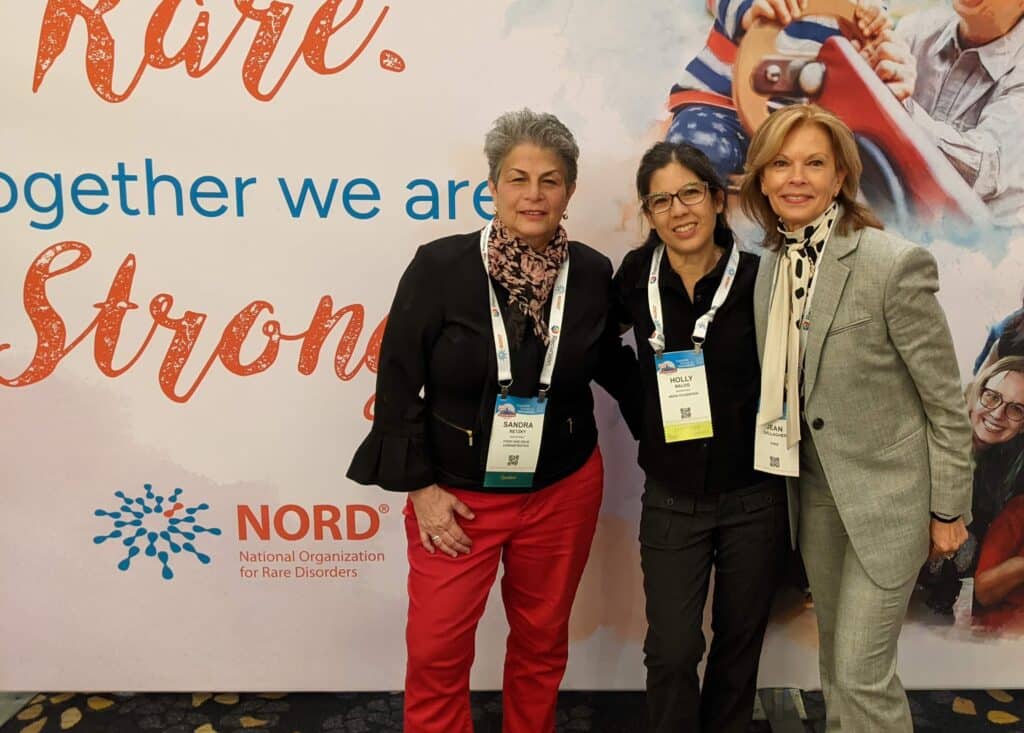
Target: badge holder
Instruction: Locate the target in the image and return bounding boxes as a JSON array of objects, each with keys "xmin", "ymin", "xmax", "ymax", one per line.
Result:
[
  {"xmin": 754, "ymin": 403, "xmax": 800, "ymax": 477},
  {"xmin": 484, "ymin": 380, "xmax": 548, "ymax": 488},
  {"xmin": 654, "ymin": 345, "xmax": 713, "ymax": 443}
]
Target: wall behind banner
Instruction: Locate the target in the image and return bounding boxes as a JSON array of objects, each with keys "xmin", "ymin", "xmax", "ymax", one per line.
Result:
[{"xmin": 1, "ymin": 0, "xmax": 1022, "ymax": 691}]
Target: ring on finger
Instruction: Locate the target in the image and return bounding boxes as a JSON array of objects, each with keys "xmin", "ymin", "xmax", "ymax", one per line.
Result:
[{"xmin": 431, "ymin": 534, "xmax": 442, "ymax": 544}]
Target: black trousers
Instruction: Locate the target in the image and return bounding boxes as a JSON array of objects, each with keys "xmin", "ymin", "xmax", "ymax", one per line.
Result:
[{"xmin": 640, "ymin": 478, "xmax": 787, "ymax": 733}]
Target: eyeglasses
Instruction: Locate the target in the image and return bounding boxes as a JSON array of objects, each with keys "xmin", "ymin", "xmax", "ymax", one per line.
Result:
[
  {"xmin": 643, "ymin": 182, "xmax": 709, "ymax": 214},
  {"xmin": 979, "ymin": 387, "xmax": 1024, "ymax": 422}
]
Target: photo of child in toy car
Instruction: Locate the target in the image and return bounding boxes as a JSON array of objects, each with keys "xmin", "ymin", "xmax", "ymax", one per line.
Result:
[{"xmin": 665, "ymin": 0, "xmax": 1023, "ymax": 230}]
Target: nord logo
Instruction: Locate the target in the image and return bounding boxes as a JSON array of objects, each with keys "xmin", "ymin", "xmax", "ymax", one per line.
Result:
[{"xmin": 237, "ymin": 504, "xmax": 381, "ymax": 541}]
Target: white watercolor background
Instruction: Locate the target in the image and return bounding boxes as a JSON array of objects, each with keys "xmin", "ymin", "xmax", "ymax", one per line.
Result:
[{"xmin": 0, "ymin": 0, "xmax": 1020, "ymax": 690}]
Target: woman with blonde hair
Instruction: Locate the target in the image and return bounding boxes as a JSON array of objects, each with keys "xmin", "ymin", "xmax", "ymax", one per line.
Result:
[
  {"xmin": 967, "ymin": 357, "xmax": 1024, "ymax": 543},
  {"xmin": 741, "ymin": 103, "xmax": 973, "ymax": 732},
  {"xmin": 968, "ymin": 357, "xmax": 1024, "ymax": 629},
  {"xmin": 921, "ymin": 356, "xmax": 1024, "ymax": 614}
]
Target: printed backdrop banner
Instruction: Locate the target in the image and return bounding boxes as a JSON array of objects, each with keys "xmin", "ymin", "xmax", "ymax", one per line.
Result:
[{"xmin": 2, "ymin": 0, "xmax": 1023, "ymax": 691}]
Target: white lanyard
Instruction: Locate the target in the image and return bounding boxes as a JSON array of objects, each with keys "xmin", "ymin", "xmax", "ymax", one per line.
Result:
[
  {"xmin": 647, "ymin": 242, "xmax": 740, "ymax": 354},
  {"xmin": 480, "ymin": 221, "xmax": 570, "ymax": 399}
]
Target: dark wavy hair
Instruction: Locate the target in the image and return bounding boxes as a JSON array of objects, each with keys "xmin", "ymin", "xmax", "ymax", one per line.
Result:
[{"xmin": 635, "ymin": 141, "xmax": 734, "ymax": 250}]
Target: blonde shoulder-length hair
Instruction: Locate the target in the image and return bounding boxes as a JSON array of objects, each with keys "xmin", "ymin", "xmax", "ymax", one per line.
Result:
[
  {"xmin": 739, "ymin": 104, "xmax": 883, "ymax": 251},
  {"xmin": 967, "ymin": 355, "xmax": 1024, "ymax": 411}
]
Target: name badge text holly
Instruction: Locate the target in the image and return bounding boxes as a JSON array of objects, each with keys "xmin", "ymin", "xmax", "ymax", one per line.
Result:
[{"xmin": 655, "ymin": 350, "xmax": 713, "ymax": 442}]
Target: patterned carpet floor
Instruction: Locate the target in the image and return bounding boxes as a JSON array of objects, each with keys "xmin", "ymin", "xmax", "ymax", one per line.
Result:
[{"xmin": 2, "ymin": 689, "xmax": 1023, "ymax": 732}]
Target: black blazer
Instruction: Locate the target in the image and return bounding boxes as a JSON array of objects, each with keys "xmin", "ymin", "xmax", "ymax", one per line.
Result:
[{"xmin": 347, "ymin": 230, "xmax": 639, "ymax": 493}]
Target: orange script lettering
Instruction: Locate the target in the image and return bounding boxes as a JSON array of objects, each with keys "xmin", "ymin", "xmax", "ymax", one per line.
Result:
[
  {"xmin": 33, "ymin": 0, "xmax": 392, "ymax": 102},
  {"xmin": 0, "ymin": 242, "xmax": 386, "ymax": 406}
]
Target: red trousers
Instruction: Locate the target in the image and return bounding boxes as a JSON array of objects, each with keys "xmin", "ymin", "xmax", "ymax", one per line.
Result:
[{"xmin": 403, "ymin": 448, "xmax": 604, "ymax": 733}]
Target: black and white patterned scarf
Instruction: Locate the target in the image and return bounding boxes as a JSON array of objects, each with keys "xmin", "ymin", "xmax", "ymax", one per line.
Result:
[{"xmin": 756, "ymin": 202, "xmax": 839, "ymax": 447}]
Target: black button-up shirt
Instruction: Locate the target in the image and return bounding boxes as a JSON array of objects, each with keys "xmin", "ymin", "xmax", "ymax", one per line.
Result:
[{"xmin": 613, "ymin": 244, "xmax": 777, "ymax": 494}]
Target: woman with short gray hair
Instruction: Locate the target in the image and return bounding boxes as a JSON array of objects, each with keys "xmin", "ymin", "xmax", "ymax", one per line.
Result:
[
  {"xmin": 484, "ymin": 109, "xmax": 579, "ymax": 188},
  {"xmin": 348, "ymin": 108, "xmax": 638, "ymax": 732}
]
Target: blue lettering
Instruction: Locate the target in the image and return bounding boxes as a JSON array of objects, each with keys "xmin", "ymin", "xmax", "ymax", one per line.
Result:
[
  {"xmin": 113, "ymin": 161, "xmax": 141, "ymax": 216},
  {"xmin": 145, "ymin": 158, "xmax": 184, "ymax": 217},
  {"xmin": 0, "ymin": 172, "xmax": 17, "ymax": 214},
  {"xmin": 447, "ymin": 179, "xmax": 469, "ymax": 220},
  {"xmin": 234, "ymin": 177, "xmax": 257, "ymax": 217},
  {"xmin": 190, "ymin": 175, "xmax": 229, "ymax": 218},
  {"xmin": 473, "ymin": 181, "xmax": 493, "ymax": 220},
  {"xmin": 278, "ymin": 177, "xmax": 339, "ymax": 219},
  {"xmin": 405, "ymin": 178, "xmax": 440, "ymax": 220},
  {"xmin": 70, "ymin": 173, "xmax": 110, "ymax": 215},
  {"xmin": 342, "ymin": 178, "xmax": 380, "ymax": 220},
  {"xmin": 25, "ymin": 172, "xmax": 63, "ymax": 230}
]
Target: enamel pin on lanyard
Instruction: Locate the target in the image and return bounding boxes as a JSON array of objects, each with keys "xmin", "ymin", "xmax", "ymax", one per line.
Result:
[
  {"xmin": 480, "ymin": 222, "xmax": 569, "ymax": 488},
  {"xmin": 647, "ymin": 243, "xmax": 739, "ymax": 443}
]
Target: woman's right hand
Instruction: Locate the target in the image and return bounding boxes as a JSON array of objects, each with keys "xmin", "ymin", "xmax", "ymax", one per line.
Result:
[{"xmin": 409, "ymin": 484, "xmax": 475, "ymax": 557}]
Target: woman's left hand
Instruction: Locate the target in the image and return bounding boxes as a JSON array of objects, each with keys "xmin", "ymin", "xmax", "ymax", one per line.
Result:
[{"xmin": 929, "ymin": 517, "xmax": 968, "ymax": 561}]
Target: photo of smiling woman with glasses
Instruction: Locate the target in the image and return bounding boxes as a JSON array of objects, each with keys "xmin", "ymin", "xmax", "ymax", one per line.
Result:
[
  {"xmin": 969, "ymin": 358, "xmax": 1024, "ymax": 555},
  {"xmin": 919, "ymin": 356, "xmax": 1024, "ymax": 619},
  {"xmin": 612, "ymin": 141, "xmax": 787, "ymax": 733},
  {"xmin": 968, "ymin": 356, "xmax": 1024, "ymax": 630}
]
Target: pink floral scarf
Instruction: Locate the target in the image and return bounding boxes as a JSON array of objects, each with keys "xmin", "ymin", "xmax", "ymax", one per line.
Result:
[{"xmin": 487, "ymin": 217, "xmax": 569, "ymax": 346}]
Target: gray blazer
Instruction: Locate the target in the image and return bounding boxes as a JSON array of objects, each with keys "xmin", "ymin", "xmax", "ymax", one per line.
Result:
[{"xmin": 754, "ymin": 226, "xmax": 973, "ymax": 590}]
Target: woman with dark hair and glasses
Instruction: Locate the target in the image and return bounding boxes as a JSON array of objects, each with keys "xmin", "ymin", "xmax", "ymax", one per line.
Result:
[{"xmin": 612, "ymin": 141, "xmax": 786, "ymax": 733}]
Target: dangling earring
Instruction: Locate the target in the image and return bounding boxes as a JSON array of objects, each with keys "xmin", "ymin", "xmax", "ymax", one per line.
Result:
[{"xmin": 562, "ymin": 212, "xmax": 569, "ymax": 220}]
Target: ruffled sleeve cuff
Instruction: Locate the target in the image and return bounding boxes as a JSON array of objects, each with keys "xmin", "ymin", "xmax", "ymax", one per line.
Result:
[{"xmin": 346, "ymin": 426, "xmax": 434, "ymax": 492}]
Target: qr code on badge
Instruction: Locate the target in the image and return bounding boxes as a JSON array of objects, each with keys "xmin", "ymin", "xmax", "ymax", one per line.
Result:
[
  {"xmin": 770, "ymin": 457, "xmax": 780, "ymax": 468},
  {"xmin": 679, "ymin": 407, "xmax": 692, "ymax": 420},
  {"xmin": 507, "ymin": 454, "xmax": 519, "ymax": 467}
]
